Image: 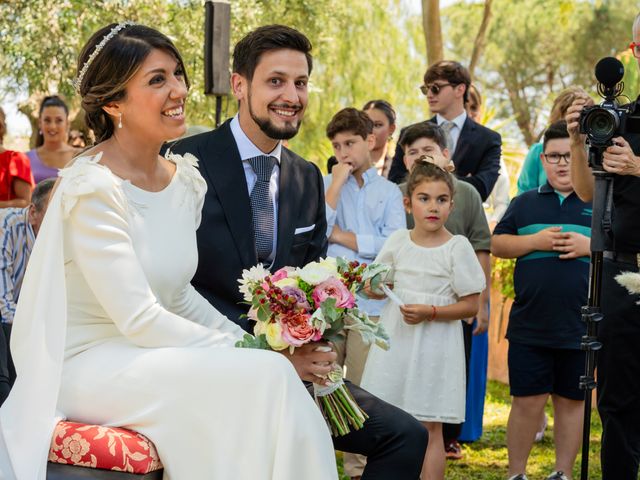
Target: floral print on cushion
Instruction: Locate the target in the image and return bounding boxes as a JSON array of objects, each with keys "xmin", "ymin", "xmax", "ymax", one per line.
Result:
[{"xmin": 49, "ymin": 421, "xmax": 163, "ymax": 473}]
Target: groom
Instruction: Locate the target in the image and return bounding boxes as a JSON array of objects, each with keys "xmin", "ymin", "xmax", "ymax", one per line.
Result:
[{"xmin": 168, "ymin": 24, "xmax": 427, "ymax": 479}]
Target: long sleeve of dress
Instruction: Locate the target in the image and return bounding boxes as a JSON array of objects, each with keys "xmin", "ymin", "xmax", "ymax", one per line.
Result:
[
  {"xmin": 168, "ymin": 283, "xmax": 245, "ymax": 337},
  {"xmin": 66, "ymin": 173, "xmax": 244, "ymax": 348}
]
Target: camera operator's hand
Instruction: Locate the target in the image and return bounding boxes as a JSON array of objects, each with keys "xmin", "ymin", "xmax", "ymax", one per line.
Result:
[
  {"xmin": 553, "ymin": 231, "xmax": 591, "ymax": 260},
  {"xmin": 603, "ymin": 137, "xmax": 640, "ymax": 176},
  {"xmin": 531, "ymin": 226, "xmax": 565, "ymax": 251},
  {"xmin": 566, "ymin": 95, "xmax": 594, "ymax": 145}
]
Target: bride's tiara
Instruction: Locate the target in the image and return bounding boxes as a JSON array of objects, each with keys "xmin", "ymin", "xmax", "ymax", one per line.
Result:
[{"xmin": 71, "ymin": 21, "xmax": 136, "ymax": 94}]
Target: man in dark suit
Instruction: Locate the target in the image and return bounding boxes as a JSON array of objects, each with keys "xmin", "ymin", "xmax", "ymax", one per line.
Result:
[
  {"xmin": 388, "ymin": 60, "xmax": 501, "ymax": 202},
  {"xmin": 168, "ymin": 25, "xmax": 427, "ymax": 480}
]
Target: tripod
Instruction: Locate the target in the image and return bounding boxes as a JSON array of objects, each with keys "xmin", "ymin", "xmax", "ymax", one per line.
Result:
[{"xmin": 579, "ymin": 148, "xmax": 614, "ymax": 480}]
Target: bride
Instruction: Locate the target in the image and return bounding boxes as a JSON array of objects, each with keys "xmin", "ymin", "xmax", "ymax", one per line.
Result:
[{"xmin": 0, "ymin": 22, "xmax": 337, "ymax": 480}]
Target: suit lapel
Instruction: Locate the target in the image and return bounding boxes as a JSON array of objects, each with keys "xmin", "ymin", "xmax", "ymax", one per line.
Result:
[
  {"xmin": 273, "ymin": 149, "xmax": 302, "ymax": 270},
  {"xmin": 199, "ymin": 122, "xmax": 258, "ymax": 268},
  {"xmin": 452, "ymin": 117, "xmax": 475, "ymax": 170}
]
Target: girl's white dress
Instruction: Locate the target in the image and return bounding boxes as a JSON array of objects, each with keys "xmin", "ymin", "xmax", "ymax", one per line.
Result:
[
  {"xmin": 0, "ymin": 153, "xmax": 337, "ymax": 480},
  {"xmin": 360, "ymin": 229, "xmax": 485, "ymax": 423}
]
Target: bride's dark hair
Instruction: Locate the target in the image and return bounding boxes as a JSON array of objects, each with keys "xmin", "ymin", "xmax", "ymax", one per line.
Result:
[{"xmin": 76, "ymin": 24, "xmax": 190, "ymax": 143}]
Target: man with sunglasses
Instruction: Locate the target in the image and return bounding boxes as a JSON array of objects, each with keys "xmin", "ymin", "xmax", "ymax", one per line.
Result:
[
  {"xmin": 566, "ymin": 13, "xmax": 640, "ymax": 479},
  {"xmin": 388, "ymin": 60, "xmax": 501, "ymax": 203}
]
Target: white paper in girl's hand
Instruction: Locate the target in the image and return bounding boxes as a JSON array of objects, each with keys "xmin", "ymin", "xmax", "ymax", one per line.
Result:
[{"xmin": 380, "ymin": 283, "xmax": 404, "ymax": 307}]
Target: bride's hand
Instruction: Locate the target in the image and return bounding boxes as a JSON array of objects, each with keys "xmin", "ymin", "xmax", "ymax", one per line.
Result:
[{"xmin": 280, "ymin": 341, "xmax": 337, "ymax": 386}]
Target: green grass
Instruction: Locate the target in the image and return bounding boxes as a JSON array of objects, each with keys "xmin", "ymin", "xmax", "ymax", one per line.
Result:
[{"xmin": 337, "ymin": 380, "xmax": 603, "ymax": 479}]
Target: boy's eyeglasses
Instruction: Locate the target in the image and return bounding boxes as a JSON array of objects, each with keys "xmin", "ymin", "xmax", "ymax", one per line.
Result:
[
  {"xmin": 630, "ymin": 42, "xmax": 640, "ymax": 58},
  {"xmin": 543, "ymin": 153, "xmax": 571, "ymax": 164},
  {"xmin": 420, "ymin": 82, "xmax": 455, "ymax": 96}
]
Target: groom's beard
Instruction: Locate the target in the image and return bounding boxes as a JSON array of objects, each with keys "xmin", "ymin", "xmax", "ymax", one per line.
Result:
[{"xmin": 248, "ymin": 92, "xmax": 303, "ymax": 140}]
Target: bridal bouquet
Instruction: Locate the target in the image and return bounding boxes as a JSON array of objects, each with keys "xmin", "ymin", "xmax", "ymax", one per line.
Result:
[{"xmin": 236, "ymin": 257, "xmax": 390, "ymax": 436}]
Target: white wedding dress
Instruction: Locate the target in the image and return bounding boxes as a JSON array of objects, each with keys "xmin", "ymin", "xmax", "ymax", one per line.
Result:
[{"xmin": 0, "ymin": 153, "xmax": 337, "ymax": 480}]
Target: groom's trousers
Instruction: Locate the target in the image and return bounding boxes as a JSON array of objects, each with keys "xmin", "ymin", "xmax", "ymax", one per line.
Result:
[{"xmin": 307, "ymin": 380, "xmax": 428, "ymax": 480}]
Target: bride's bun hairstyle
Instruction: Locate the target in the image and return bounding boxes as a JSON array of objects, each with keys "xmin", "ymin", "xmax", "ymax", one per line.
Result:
[{"xmin": 74, "ymin": 23, "xmax": 189, "ymax": 143}]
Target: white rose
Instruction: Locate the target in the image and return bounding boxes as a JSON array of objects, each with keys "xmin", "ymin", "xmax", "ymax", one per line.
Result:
[
  {"xmin": 275, "ymin": 277, "xmax": 299, "ymax": 289},
  {"xmin": 298, "ymin": 262, "xmax": 335, "ymax": 285},
  {"xmin": 318, "ymin": 257, "xmax": 339, "ymax": 275}
]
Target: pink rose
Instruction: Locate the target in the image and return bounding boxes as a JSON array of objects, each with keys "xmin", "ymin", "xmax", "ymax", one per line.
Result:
[
  {"xmin": 312, "ymin": 277, "xmax": 355, "ymax": 309},
  {"xmin": 280, "ymin": 311, "xmax": 319, "ymax": 347},
  {"xmin": 271, "ymin": 268, "xmax": 289, "ymax": 283}
]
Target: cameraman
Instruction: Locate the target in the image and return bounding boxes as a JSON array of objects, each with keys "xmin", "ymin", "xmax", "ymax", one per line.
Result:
[{"xmin": 566, "ymin": 13, "xmax": 640, "ymax": 479}]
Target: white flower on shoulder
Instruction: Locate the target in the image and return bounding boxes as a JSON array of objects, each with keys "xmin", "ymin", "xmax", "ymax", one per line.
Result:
[
  {"xmin": 164, "ymin": 150, "xmax": 206, "ymax": 208},
  {"xmin": 58, "ymin": 155, "xmax": 104, "ymax": 218},
  {"xmin": 615, "ymin": 271, "xmax": 640, "ymax": 304},
  {"xmin": 165, "ymin": 150, "xmax": 200, "ymax": 169},
  {"xmin": 238, "ymin": 264, "xmax": 270, "ymax": 301}
]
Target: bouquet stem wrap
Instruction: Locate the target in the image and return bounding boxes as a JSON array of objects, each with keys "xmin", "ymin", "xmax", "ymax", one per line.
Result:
[{"xmin": 313, "ymin": 365, "xmax": 368, "ymax": 436}]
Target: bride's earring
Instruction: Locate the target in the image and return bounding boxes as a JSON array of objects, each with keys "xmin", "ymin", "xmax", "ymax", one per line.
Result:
[{"xmin": 118, "ymin": 113, "xmax": 123, "ymax": 129}]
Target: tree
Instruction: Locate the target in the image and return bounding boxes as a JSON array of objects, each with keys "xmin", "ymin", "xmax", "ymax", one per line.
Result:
[
  {"xmin": 443, "ymin": 0, "xmax": 634, "ymax": 145},
  {"xmin": 0, "ymin": 0, "xmax": 425, "ymax": 166},
  {"xmin": 468, "ymin": 0, "xmax": 492, "ymax": 79},
  {"xmin": 422, "ymin": 0, "xmax": 443, "ymax": 66}
]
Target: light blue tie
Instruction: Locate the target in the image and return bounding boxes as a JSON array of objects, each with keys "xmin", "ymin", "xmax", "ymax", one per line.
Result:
[{"xmin": 248, "ymin": 155, "xmax": 277, "ymax": 262}]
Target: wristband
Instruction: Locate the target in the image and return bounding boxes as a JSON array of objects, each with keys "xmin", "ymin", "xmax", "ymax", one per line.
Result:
[{"xmin": 431, "ymin": 305, "xmax": 437, "ymax": 321}]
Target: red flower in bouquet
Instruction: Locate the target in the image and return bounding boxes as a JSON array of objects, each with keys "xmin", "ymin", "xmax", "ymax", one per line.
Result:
[
  {"xmin": 312, "ymin": 277, "xmax": 356, "ymax": 309},
  {"xmin": 280, "ymin": 311, "xmax": 322, "ymax": 347}
]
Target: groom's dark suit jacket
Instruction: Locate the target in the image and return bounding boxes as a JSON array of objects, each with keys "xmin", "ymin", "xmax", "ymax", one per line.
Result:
[
  {"xmin": 166, "ymin": 120, "xmax": 328, "ymax": 331},
  {"xmin": 388, "ymin": 115, "xmax": 502, "ymax": 201}
]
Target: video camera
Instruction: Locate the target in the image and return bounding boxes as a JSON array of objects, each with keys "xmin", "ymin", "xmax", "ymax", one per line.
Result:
[{"xmin": 580, "ymin": 57, "xmax": 640, "ymax": 161}]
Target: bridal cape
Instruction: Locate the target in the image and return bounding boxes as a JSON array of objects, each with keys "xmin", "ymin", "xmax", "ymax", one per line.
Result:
[{"xmin": 0, "ymin": 153, "xmax": 337, "ymax": 479}]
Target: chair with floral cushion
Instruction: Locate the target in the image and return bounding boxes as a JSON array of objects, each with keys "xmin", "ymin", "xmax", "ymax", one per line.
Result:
[{"xmin": 46, "ymin": 421, "xmax": 163, "ymax": 479}]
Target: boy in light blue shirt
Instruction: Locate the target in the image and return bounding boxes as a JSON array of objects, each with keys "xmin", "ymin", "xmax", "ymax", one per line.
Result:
[
  {"xmin": 324, "ymin": 107, "xmax": 406, "ymax": 479},
  {"xmin": 323, "ymin": 107, "xmax": 405, "ymax": 382}
]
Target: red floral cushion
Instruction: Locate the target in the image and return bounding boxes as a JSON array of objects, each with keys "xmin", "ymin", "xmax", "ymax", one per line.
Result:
[{"xmin": 48, "ymin": 421, "xmax": 163, "ymax": 473}]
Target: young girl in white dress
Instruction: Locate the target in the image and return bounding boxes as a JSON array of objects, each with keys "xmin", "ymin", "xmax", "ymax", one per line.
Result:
[{"xmin": 360, "ymin": 160, "xmax": 485, "ymax": 480}]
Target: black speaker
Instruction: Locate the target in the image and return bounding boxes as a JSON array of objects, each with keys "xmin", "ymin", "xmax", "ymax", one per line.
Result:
[{"xmin": 204, "ymin": 0, "xmax": 231, "ymax": 96}]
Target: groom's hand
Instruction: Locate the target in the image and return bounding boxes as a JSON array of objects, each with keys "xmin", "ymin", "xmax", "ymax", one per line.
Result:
[{"xmin": 280, "ymin": 341, "xmax": 337, "ymax": 386}]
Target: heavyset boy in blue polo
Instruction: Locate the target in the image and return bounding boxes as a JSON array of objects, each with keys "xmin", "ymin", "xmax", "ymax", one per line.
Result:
[{"xmin": 496, "ymin": 183, "xmax": 592, "ymax": 354}]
